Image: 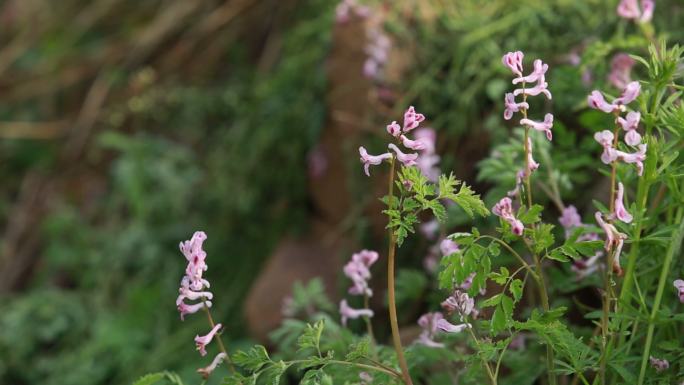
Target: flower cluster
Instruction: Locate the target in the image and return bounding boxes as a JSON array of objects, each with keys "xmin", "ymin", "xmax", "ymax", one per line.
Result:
[
  {"xmin": 177, "ymin": 231, "xmax": 225, "ymax": 377},
  {"xmin": 339, "ymin": 250, "xmax": 378, "ymax": 326},
  {"xmin": 595, "ymin": 212, "xmax": 628, "ymax": 275},
  {"xmin": 359, "ymin": 106, "xmax": 433, "ymax": 177},
  {"xmin": 441, "ymin": 290, "xmax": 478, "ymax": 320},
  {"xmin": 649, "ymin": 356, "xmax": 669, "ymax": 372},
  {"xmin": 335, "ymin": 0, "xmax": 369, "ymax": 24},
  {"xmin": 617, "ymin": 0, "xmax": 654, "ymax": 23},
  {"xmin": 608, "ymin": 53, "xmax": 636, "ymax": 90},
  {"xmin": 414, "ymin": 128, "xmax": 441, "ymax": 182},
  {"xmin": 589, "ymin": 81, "xmax": 645, "ymax": 177},
  {"xmin": 415, "ymin": 310, "xmax": 471, "ymax": 348}
]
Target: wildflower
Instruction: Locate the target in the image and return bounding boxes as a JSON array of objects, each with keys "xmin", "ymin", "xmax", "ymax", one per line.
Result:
[
  {"xmin": 617, "ymin": 111, "xmax": 642, "ymax": 146},
  {"xmin": 526, "ymin": 138, "xmax": 540, "ymax": 175},
  {"xmin": 594, "ymin": 130, "xmax": 617, "ymax": 164},
  {"xmin": 441, "ymin": 290, "xmax": 475, "ymax": 319},
  {"xmin": 674, "ymin": 279, "xmax": 684, "ymax": 303},
  {"xmin": 507, "ymin": 170, "xmax": 525, "ymax": 198},
  {"xmin": 180, "ymin": 231, "xmax": 209, "ymax": 290},
  {"xmin": 440, "ymin": 238, "xmax": 459, "ymax": 257},
  {"xmin": 608, "ymin": 53, "xmax": 636, "ymax": 89},
  {"xmin": 588, "ymin": 91, "xmax": 619, "ymax": 113},
  {"xmin": 363, "ymin": 27, "xmax": 390, "ymax": 80},
  {"xmin": 613, "ymin": 81, "xmax": 641, "ymax": 105},
  {"xmin": 197, "ymin": 352, "xmax": 227, "ymax": 379},
  {"xmin": 595, "ymin": 212, "xmax": 627, "ymax": 275},
  {"xmin": 502, "ymin": 51, "xmax": 524, "ymax": 77},
  {"xmin": 352, "ymin": 249, "xmax": 379, "ymax": 267},
  {"xmin": 509, "ymin": 334, "xmax": 526, "ymax": 350},
  {"xmin": 195, "ymin": 323, "xmax": 222, "ymax": 356},
  {"xmin": 359, "ymin": 372, "xmax": 373, "ymax": 385},
  {"xmin": 339, "ymin": 299, "xmax": 374, "ymax": 326},
  {"xmin": 359, "ymin": 147, "xmax": 392, "ymax": 176},
  {"xmin": 178, "ymin": 301, "xmax": 212, "ymax": 321},
  {"xmin": 614, "ymin": 182, "xmax": 633, "ymax": 223},
  {"xmin": 493, "ymin": 197, "xmax": 524, "ymax": 236},
  {"xmin": 420, "ymin": 219, "xmax": 439, "ymax": 240},
  {"xmin": 649, "ymin": 356, "xmax": 669, "ymax": 372},
  {"xmin": 387, "ymin": 121, "xmax": 401, "ymax": 137},
  {"xmin": 614, "ymin": 143, "xmax": 647, "ymax": 176},
  {"xmin": 513, "ymin": 59, "xmax": 549, "ymax": 85},
  {"xmin": 400, "ymin": 134, "xmax": 427, "ymax": 151},
  {"xmin": 513, "ymin": 81, "xmax": 552, "ymax": 100},
  {"xmin": 335, "ymin": 0, "xmax": 369, "ymax": 24},
  {"xmin": 344, "ymin": 259, "xmax": 372, "ymax": 297},
  {"xmin": 571, "ymin": 253, "xmax": 603, "ymax": 281},
  {"xmin": 617, "ymin": 0, "xmax": 654, "ymax": 23},
  {"xmin": 435, "ymin": 318, "xmax": 471, "ymax": 334},
  {"xmin": 388, "ymin": 143, "xmax": 418, "ymax": 166},
  {"xmin": 414, "ymin": 128, "xmax": 440, "ymax": 181},
  {"xmin": 503, "ymin": 93, "xmax": 529, "ymax": 120},
  {"xmin": 402, "ymin": 106, "xmax": 426, "ymax": 133},
  {"xmin": 559, "ymin": 205, "xmax": 583, "ymax": 232},
  {"xmin": 414, "ymin": 127, "xmax": 437, "ymax": 153},
  {"xmin": 416, "ymin": 312, "xmax": 445, "ymax": 348}
]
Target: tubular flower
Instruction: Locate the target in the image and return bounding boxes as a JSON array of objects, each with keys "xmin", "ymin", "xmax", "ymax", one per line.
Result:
[
  {"xmin": 363, "ymin": 27, "xmax": 390, "ymax": 80},
  {"xmin": 617, "ymin": 0, "xmax": 654, "ymax": 23},
  {"xmin": 493, "ymin": 197, "xmax": 524, "ymax": 236},
  {"xmin": 571, "ymin": 254, "xmax": 603, "ymax": 281},
  {"xmin": 588, "ymin": 81, "xmax": 641, "ymax": 114},
  {"xmin": 526, "ymin": 138, "xmax": 540, "ymax": 174},
  {"xmin": 588, "ymin": 91, "xmax": 619, "ymax": 113},
  {"xmin": 649, "ymin": 356, "xmax": 669, "ymax": 372},
  {"xmin": 195, "ymin": 323, "xmax": 222, "ymax": 356},
  {"xmin": 559, "ymin": 205, "xmax": 583, "ymax": 232},
  {"xmin": 386, "ymin": 121, "xmax": 401, "ymax": 137},
  {"xmin": 614, "ymin": 182, "xmax": 633, "ymax": 223},
  {"xmin": 441, "ymin": 290, "xmax": 475, "ymax": 319},
  {"xmin": 513, "ymin": 81, "xmax": 552, "ymax": 100},
  {"xmin": 177, "ymin": 231, "xmax": 214, "ymax": 320},
  {"xmin": 439, "ymin": 238, "xmax": 459, "ymax": 257},
  {"xmin": 594, "ymin": 130, "xmax": 617, "ymax": 164},
  {"xmin": 502, "ymin": 51, "xmax": 524, "ymax": 77},
  {"xmin": 608, "ymin": 53, "xmax": 636, "ymax": 90},
  {"xmin": 503, "ymin": 93, "xmax": 529, "ymax": 120},
  {"xmin": 614, "ymin": 143, "xmax": 647, "ymax": 176},
  {"xmin": 674, "ymin": 279, "xmax": 684, "ymax": 303},
  {"xmin": 359, "ymin": 147, "xmax": 392, "ymax": 176},
  {"xmin": 512, "ymin": 59, "xmax": 549, "ymax": 85},
  {"xmin": 388, "ymin": 143, "xmax": 418, "ymax": 166},
  {"xmin": 339, "ymin": 299, "xmax": 374, "ymax": 326},
  {"xmin": 435, "ymin": 318, "xmax": 471, "ymax": 334},
  {"xmin": 414, "ymin": 128, "xmax": 440, "ymax": 181},
  {"xmin": 595, "ymin": 212, "xmax": 628, "ymax": 275},
  {"xmin": 178, "ymin": 301, "xmax": 212, "ymax": 321},
  {"xmin": 613, "ymin": 81, "xmax": 641, "ymax": 105},
  {"xmin": 400, "ymin": 134, "xmax": 427, "ymax": 151},
  {"xmin": 197, "ymin": 352, "xmax": 227, "ymax": 378},
  {"xmin": 416, "ymin": 312, "xmax": 445, "ymax": 348},
  {"xmin": 344, "ymin": 250, "xmax": 378, "ymax": 297},
  {"xmin": 617, "ymin": 111, "xmax": 642, "ymax": 146},
  {"xmin": 402, "ymin": 106, "xmax": 426, "ymax": 133}
]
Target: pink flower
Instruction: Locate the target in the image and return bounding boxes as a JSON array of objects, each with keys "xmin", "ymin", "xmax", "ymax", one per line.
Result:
[
  {"xmin": 195, "ymin": 323, "xmax": 222, "ymax": 356},
  {"xmin": 588, "ymin": 91, "xmax": 618, "ymax": 113},
  {"xmin": 512, "ymin": 59, "xmax": 549, "ymax": 85},
  {"xmin": 359, "ymin": 372, "xmax": 373, "ymax": 385},
  {"xmin": 614, "ymin": 81, "xmax": 641, "ymax": 105},
  {"xmin": 197, "ymin": 352, "xmax": 227, "ymax": 379},
  {"xmin": 388, "ymin": 143, "xmax": 418, "ymax": 166},
  {"xmin": 502, "ymin": 51, "xmax": 524, "ymax": 77},
  {"xmin": 416, "ymin": 312, "xmax": 445, "ymax": 348},
  {"xmin": 571, "ymin": 253, "xmax": 603, "ymax": 281},
  {"xmin": 594, "ymin": 130, "xmax": 618, "ymax": 164},
  {"xmin": 493, "ymin": 197, "xmax": 524, "ymax": 236},
  {"xmin": 513, "ymin": 81, "xmax": 552, "ymax": 99},
  {"xmin": 595, "ymin": 212, "xmax": 628, "ymax": 275},
  {"xmin": 339, "ymin": 299, "xmax": 374, "ymax": 326},
  {"xmin": 413, "ymin": 128, "xmax": 437, "ymax": 153},
  {"xmin": 420, "ymin": 219, "xmax": 439, "ymax": 240},
  {"xmin": 614, "ymin": 182, "xmax": 633, "ymax": 223},
  {"xmin": 386, "ymin": 121, "xmax": 401, "ymax": 137},
  {"xmin": 520, "ymin": 113, "xmax": 553, "ymax": 141},
  {"xmin": 400, "ymin": 134, "xmax": 427, "ymax": 151},
  {"xmin": 608, "ymin": 53, "xmax": 636, "ymax": 89},
  {"xmin": 344, "ymin": 260, "xmax": 372, "ymax": 297},
  {"xmin": 674, "ymin": 279, "xmax": 684, "ymax": 303},
  {"xmin": 441, "ymin": 290, "xmax": 475, "ymax": 318},
  {"xmin": 402, "ymin": 106, "xmax": 426, "ymax": 133},
  {"xmin": 559, "ymin": 205, "xmax": 583, "ymax": 231},
  {"xmin": 526, "ymin": 138, "xmax": 540, "ymax": 174},
  {"xmin": 352, "ymin": 249, "xmax": 379, "ymax": 267},
  {"xmin": 614, "ymin": 143, "xmax": 647, "ymax": 176},
  {"xmin": 617, "ymin": 111, "xmax": 642, "ymax": 146},
  {"xmin": 503, "ymin": 93, "xmax": 529, "ymax": 120},
  {"xmin": 649, "ymin": 356, "xmax": 669, "ymax": 372},
  {"xmin": 435, "ymin": 318, "xmax": 471, "ymax": 333},
  {"xmin": 617, "ymin": 0, "xmax": 654, "ymax": 23},
  {"xmin": 178, "ymin": 301, "xmax": 211, "ymax": 321},
  {"xmin": 180, "ymin": 231, "xmax": 209, "ymax": 290},
  {"xmin": 440, "ymin": 238, "xmax": 459, "ymax": 257},
  {"xmin": 359, "ymin": 147, "xmax": 392, "ymax": 176}
]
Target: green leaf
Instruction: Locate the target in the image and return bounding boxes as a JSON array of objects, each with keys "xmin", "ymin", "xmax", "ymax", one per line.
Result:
[
  {"xmin": 233, "ymin": 345, "xmax": 271, "ymax": 372},
  {"xmin": 481, "ymin": 293, "xmax": 503, "ymax": 308},
  {"xmin": 531, "ymin": 223, "xmax": 555, "ymax": 253},
  {"xmin": 260, "ymin": 361, "xmax": 288, "ymax": 385},
  {"xmin": 510, "ymin": 279, "xmax": 524, "ymax": 302},
  {"xmin": 395, "ymin": 269, "xmax": 428, "ymax": 306},
  {"xmin": 132, "ymin": 373, "xmax": 167, "ymax": 385},
  {"xmin": 345, "ymin": 337, "xmax": 371, "ymax": 361},
  {"xmin": 491, "ymin": 304, "xmax": 506, "ymax": 333},
  {"xmin": 547, "ymin": 249, "xmax": 570, "ymax": 262},
  {"xmin": 297, "ymin": 319, "xmax": 325, "ymax": 353},
  {"xmin": 518, "ymin": 204, "xmax": 543, "ymax": 225}
]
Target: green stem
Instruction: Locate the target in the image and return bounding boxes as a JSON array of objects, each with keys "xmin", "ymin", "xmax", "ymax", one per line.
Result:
[
  {"xmin": 386, "ymin": 156, "xmax": 414, "ymax": 385},
  {"xmin": 465, "ymin": 321, "xmax": 497, "ymax": 385},
  {"xmin": 290, "ymin": 359, "xmax": 401, "ymax": 379},
  {"xmin": 202, "ymin": 300, "xmax": 237, "ymax": 375},
  {"xmin": 636, "ymin": 212, "xmax": 684, "ymax": 385}
]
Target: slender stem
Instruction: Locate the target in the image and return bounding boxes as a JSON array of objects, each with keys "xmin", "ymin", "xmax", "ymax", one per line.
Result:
[
  {"xmin": 290, "ymin": 359, "xmax": 401, "ymax": 379},
  {"xmin": 386, "ymin": 156, "xmax": 413, "ymax": 385},
  {"xmin": 363, "ymin": 294, "xmax": 379, "ymax": 360},
  {"xmin": 202, "ymin": 301, "xmax": 237, "ymax": 374},
  {"xmin": 475, "ymin": 235, "xmax": 538, "ymax": 281},
  {"xmin": 465, "ymin": 321, "xmax": 497, "ymax": 385},
  {"xmin": 636, "ymin": 211, "xmax": 684, "ymax": 385}
]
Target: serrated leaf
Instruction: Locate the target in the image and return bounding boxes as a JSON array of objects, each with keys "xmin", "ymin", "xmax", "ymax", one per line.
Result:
[
  {"xmin": 518, "ymin": 204, "xmax": 544, "ymax": 225},
  {"xmin": 233, "ymin": 345, "xmax": 271, "ymax": 372},
  {"xmin": 297, "ymin": 319, "xmax": 325, "ymax": 353},
  {"xmin": 532, "ymin": 223, "xmax": 555, "ymax": 253},
  {"xmin": 345, "ymin": 337, "xmax": 371, "ymax": 361},
  {"xmin": 510, "ymin": 279, "xmax": 524, "ymax": 302}
]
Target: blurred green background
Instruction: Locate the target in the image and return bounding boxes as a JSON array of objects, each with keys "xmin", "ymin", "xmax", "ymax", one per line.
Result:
[{"xmin": 0, "ymin": 1, "xmax": 681, "ymax": 384}]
